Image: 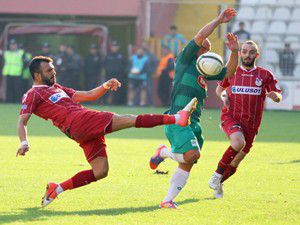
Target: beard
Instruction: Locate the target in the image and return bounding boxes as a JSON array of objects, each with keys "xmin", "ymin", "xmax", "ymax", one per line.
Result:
[
  {"xmin": 41, "ymin": 73, "xmax": 55, "ymax": 86},
  {"xmin": 241, "ymin": 57, "xmax": 256, "ymax": 67}
]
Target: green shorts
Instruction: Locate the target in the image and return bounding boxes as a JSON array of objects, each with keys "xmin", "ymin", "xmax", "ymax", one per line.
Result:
[{"xmin": 164, "ymin": 121, "xmax": 204, "ymax": 154}]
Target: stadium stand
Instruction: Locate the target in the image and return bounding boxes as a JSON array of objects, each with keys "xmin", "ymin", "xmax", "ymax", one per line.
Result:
[{"xmin": 232, "ymin": 0, "xmax": 300, "ymax": 77}]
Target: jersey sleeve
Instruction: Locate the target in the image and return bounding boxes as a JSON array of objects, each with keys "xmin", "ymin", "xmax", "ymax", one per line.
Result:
[
  {"xmin": 218, "ymin": 77, "xmax": 230, "ymax": 89},
  {"xmin": 206, "ymin": 67, "xmax": 227, "ymax": 81},
  {"xmin": 20, "ymin": 91, "xmax": 40, "ymax": 115},
  {"xmin": 60, "ymin": 85, "xmax": 76, "ymax": 98},
  {"xmin": 177, "ymin": 39, "xmax": 201, "ymax": 64},
  {"xmin": 265, "ymin": 71, "xmax": 282, "ymax": 93}
]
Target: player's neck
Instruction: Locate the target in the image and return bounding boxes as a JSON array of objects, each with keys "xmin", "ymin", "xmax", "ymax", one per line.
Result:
[
  {"xmin": 241, "ymin": 64, "xmax": 256, "ymax": 72},
  {"xmin": 33, "ymin": 81, "xmax": 44, "ymax": 86},
  {"xmin": 33, "ymin": 81, "xmax": 49, "ymax": 87}
]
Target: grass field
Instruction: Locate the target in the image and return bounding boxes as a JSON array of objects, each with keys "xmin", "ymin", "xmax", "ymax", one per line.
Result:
[{"xmin": 0, "ymin": 104, "xmax": 299, "ymax": 225}]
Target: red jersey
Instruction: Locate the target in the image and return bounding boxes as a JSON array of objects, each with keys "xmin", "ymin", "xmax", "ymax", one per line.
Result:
[
  {"xmin": 20, "ymin": 84, "xmax": 87, "ymax": 133},
  {"xmin": 219, "ymin": 66, "xmax": 281, "ymax": 130}
]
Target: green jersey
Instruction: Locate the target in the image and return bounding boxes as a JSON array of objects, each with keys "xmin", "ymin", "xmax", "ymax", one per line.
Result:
[{"xmin": 169, "ymin": 40, "xmax": 226, "ymax": 121}]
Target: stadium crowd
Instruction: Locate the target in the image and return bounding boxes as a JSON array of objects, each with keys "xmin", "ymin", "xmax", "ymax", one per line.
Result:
[{"xmin": 0, "ymin": 25, "xmax": 186, "ymax": 106}]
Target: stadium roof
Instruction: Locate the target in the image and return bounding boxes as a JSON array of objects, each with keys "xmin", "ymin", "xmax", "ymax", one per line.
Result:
[{"xmin": 0, "ymin": 0, "xmax": 140, "ymax": 17}]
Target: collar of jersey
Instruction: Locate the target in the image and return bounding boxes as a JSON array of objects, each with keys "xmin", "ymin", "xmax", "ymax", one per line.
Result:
[
  {"xmin": 32, "ymin": 84, "xmax": 49, "ymax": 88},
  {"xmin": 240, "ymin": 65, "xmax": 257, "ymax": 73}
]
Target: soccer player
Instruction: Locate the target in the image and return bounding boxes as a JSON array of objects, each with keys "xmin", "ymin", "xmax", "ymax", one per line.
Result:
[
  {"xmin": 16, "ymin": 56, "xmax": 197, "ymax": 207},
  {"xmin": 208, "ymin": 40, "xmax": 282, "ymax": 198},
  {"xmin": 149, "ymin": 8, "xmax": 239, "ymax": 208}
]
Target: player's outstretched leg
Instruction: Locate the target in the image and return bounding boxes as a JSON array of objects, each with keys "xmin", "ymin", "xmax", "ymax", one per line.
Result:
[
  {"xmin": 135, "ymin": 97, "xmax": 197, "ymax": 128},
  {"xmin": 110, "ymin": 98, "xmax": 198, "ymax": 132}
]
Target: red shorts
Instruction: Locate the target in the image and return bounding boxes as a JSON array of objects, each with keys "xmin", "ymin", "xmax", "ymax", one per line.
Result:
[
  {"xmin": 68, "ymin": 110, "xmax": 114, "ymax": 163},
  {"xmin": 221, "ymin": 112, "xmax": 257, "ymax": 154}
]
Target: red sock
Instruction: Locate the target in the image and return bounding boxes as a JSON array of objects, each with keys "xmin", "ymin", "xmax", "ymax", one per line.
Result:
[
  {"xmin": 216, "ymin": 146, "xmax": 238, "ymax": 175},
  {"xmin": 135, "ymin": 114, "xmax": 175, "ymax": 128},
  {"xmin": 221, "ymin": 165, "xmax": 237, "ymax": 183},
  {"xmin": 60, "ymin": 169, "xmax": 96, "ymax": 191}
]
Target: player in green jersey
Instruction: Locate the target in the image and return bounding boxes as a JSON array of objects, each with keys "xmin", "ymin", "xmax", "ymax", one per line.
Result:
[{"xmin": 149, "ymin": 8, "xmax": 239, "ymax": 209}]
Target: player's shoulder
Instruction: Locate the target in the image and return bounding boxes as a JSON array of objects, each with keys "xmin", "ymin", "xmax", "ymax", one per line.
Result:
[
  {"xmin": 21, "ymin": 87, "xmax": 38, "ymax": 103},
  {"xmin": 53, "ymin": 83, "xmax": 62, "ymax": 88},
  {"xmin": 23, "ymin": 87, "xmax": 37, "ymax": 97},
  {"xmin": 257, "ymin": 66, "xmax": 275, "ymax": 77},
  {"xmin": 53, "ymin": 83, "xmax": 67, "ymax": 90}
]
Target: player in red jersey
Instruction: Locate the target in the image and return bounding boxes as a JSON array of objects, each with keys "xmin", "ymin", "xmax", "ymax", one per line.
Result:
[
  {"xmin": 16, "ymin": 56, "xmax": 197, "ymax": 206},
  {"xmin": 208, "ymin": 40, "xmax": 282, "ymax": 198}
]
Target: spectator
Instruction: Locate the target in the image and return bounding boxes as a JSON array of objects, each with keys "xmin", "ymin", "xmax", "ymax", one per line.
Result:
[
  {"xmin": 2, "ymin": 39, "xmax": 25, "ymax": 102},
  {"xmin": 278, "ymin": 43, "xmax": 295, "ymax": 76},
  {"xmin": 55, "ymin": 44, "xmax": 67, "ymax": 83},
  {"xmin": 141, "ymin": 41, "xmax": 158, "ymax": 106},
  {"xmin": 233, "ymin": 22, "xmax": 251, "ymax": 43},
  {"xmin": 19, "ymin": 44, "xmax": 32, "ymax": 93},
  {"xmin": 60, "ymin": 45, "xmax": 83, "ymax": 89},
  {"xmin": 156, "ymin": 45, "xmax": 175, "ymax": 107},
  {"xmin": 104, "ymin": 40, "xmax": 127, "ymax": 105},
  {"xmin": 84, "ymin": 44, "xmax": 102, "ymax": 90},
  {"xmin": 128, "ymin": 47, "xmax": 148, "ymax": 106},
  {"xmin": 162, "ymin": 25, "xmax": 186, "ymax": 57},
  {"xmin": 40, "ymin": 42, "xmax": 56, "ymax": 59}
]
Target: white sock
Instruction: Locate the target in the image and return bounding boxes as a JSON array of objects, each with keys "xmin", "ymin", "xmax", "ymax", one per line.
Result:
[
  {"xmin": 174, "ymin": 114, "xmax": 180, "ymax": 124},
  {"xmin": 56, "ymin": 184, "xmax": 64, "ymax": 194},
  {"xmin": 163, "ymin": 168, "xmax": 190, "ymax": 202},
  {"xmin": 160, "ymin": 147, "xmax": 186, "ymax": 163}
]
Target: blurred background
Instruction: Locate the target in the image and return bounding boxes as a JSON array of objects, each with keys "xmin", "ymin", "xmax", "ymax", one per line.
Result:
[{"xmin": 0, "ymin": 0, "xmax": 299, "ymax": 111}]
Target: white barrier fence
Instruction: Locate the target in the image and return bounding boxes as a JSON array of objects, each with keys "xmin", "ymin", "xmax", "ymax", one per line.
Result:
[{"xmin": 266, "ymin": 80, "xmax": 300, "ymax": 110}]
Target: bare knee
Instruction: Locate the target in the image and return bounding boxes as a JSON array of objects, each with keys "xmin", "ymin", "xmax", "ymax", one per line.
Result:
[
  {"xmin": 93, "ymin": 167, "xmax": 109, "ymax": 180},
  {"xmin": 90, "ymin": 157, "xmax": 109, "ymax": 180},
  {"xmin": 184, "ymin": 150, "xmax": 200, "ymax": 164},
  {"xmin": 230, "ymin": 137, "xmax": 246, "ymax": 152}
]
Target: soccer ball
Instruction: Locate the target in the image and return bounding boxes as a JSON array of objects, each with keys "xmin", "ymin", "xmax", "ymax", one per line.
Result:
[{"xmin": 196, "ymin": 52, "xmax": 224, "ymax": 76}]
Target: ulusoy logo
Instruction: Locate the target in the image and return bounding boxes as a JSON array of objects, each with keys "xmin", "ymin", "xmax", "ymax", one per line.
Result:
[
  {"xmin": 232, "ymin": 86, "xmax": 262, "ymax": 95},
  {"xmin": 49, "ymin": 92, "xmax": 69, "ymax": 103}
]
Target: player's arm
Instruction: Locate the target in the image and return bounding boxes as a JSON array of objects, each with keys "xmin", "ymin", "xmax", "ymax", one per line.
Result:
[
  {"xmin": 224, "ymin": 33, "xmax": 239, "ymax": 78},
  {"xmin": 216, "ymin": 85, "xmax": 229, "ymax": 109},
  {"xmin": 194, "ymin": 8, "xmax": 237, "ymax": 46},
  {"xmin": 16, "ymin": 114, "xmax": 31, "ymax": 157},
  {"xmin": 72, "ymin": 78, "xmax": 121, "ymax": 102},
  {"xmin": 266, "ymin": 72, "xmax": 282, "ymax": 103}
]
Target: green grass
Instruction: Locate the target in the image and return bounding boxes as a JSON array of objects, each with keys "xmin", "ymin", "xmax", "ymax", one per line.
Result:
[{"xmin": 0, "ymin": 104, "xmax": 299, "ymax": 224}]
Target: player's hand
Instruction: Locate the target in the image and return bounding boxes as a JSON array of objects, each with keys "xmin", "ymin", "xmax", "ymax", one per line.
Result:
[
  {"xmin": 226, "ymin": 33, "xmax": 239, "ymax": 52},
  {"xmin": 267, "ymin": 91, "xmax": 281, "ymax": 103},
  {"xmin": 217, "ymin": 8, "xmax": 237, "ymax": 23},
  {"xmin": 16, "ymin": 145, "xmax": 29, "ymax": 157},
  {"xmin": 103, "ymin": 78, "xmax": 122, "ymax": 91}
]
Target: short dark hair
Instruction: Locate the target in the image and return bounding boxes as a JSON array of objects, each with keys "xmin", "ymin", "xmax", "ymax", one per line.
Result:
[
  {"xmin": 239, "ymin": 22, "xmax": 245, "ymax": 26},
  {"xmin": 29, "ymin": 56, "xmax": 53, "ymax": 80}
]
